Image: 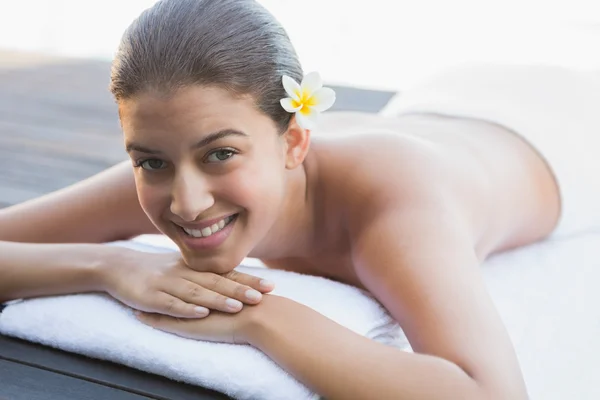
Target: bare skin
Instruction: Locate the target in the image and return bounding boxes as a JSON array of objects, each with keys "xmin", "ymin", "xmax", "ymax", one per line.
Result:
[
  {"xmin": 0, "ymin": 86, "xmax": 560, "ymax": 399},
  {"xmin": 265, "ymin": 111, "xmax": 560, "ymax": 285}
]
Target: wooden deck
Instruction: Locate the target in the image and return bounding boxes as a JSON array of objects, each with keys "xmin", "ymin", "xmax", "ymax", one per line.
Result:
[
  {"xmin": 0, "ymin": 49, "xmax": 395, "ymax": 399},
  {"xmin": 0, "ymin": 50, "xmax": 124, "ymax": 208}
]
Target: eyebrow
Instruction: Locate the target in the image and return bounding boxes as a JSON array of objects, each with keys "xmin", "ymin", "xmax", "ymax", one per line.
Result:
[{"xmin": 125, "ymin": 129, "xmax": 248, "ymax": 154}]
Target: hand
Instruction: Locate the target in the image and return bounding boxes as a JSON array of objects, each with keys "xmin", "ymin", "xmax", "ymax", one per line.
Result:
[
  {"xmin": 100, "ymin": 249, "xmax": 274, "ymax": 318},
  {"xmin": 135, "ymin": 294, "xmax": 289, "ymax": 344}
]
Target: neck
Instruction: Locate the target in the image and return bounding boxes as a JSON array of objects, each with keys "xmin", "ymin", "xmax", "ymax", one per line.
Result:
[{"xmin": 248, "ymin": 151, "xmax": 322, "ymax": 260}]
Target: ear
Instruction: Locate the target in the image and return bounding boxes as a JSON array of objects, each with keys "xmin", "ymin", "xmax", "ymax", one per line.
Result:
[{"xmin": 282, "ymin": 116, "xmax": 311, "ymax": 169}]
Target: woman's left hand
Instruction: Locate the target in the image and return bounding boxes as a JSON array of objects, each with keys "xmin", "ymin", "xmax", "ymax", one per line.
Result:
[{"xmin": 135, "ymin": 294, "xmax": 280, "ymax": 344}]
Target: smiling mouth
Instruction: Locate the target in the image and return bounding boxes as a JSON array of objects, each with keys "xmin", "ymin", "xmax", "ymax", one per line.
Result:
[{"xmin": 179, "ymin": 214, "xmax": 238, "ymax": 238}]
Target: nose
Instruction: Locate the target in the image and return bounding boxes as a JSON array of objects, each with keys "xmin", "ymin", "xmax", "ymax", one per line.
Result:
[{"xmin": 170, "ymin": 167, "xmax": 215, "ymax": 222}]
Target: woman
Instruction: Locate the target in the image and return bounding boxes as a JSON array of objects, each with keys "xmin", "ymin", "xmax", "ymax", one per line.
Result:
[{"xmin": 1, "ymin": 0, "xmax": 598, "ymax": 398}]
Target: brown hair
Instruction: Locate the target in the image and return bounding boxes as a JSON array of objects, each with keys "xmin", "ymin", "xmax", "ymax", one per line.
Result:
[{"xmin": 109, "ymin": 0, "xmax": 303, "ymax": 132}]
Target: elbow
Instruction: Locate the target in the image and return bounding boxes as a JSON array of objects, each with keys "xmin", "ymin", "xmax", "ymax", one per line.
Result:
[
  {"xmin": 447, "ymin": 380, "xmax": 528, "ymax": 400},
  {"xmin": 472, "ymin": 377, "xmax": 529, "ymax": 400},
  {"xmin": 445, "ymin": 361, "xmax": 529, "ymax": 400}
]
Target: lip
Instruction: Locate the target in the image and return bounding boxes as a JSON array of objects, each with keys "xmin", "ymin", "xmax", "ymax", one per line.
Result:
[
  {"xmin": 174, "ymin": 213, "xmax": 238, "ymax": 231},
  {"xmin": 176, "ymin": 214, "xmax": 238, "ymax": 251}
]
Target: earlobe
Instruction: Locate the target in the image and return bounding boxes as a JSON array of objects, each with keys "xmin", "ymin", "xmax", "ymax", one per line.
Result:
[{"xmin": 284, "ymin": 116, "xmax": 311, "ymax": 169}]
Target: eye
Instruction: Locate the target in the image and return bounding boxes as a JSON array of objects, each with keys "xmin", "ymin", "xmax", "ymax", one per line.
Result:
[
  {"xmin": 137, "ymin": 159, "xmax": 167, "ymax": 171},
  {"xmin": 205, "ymin": 149, "xmax": 236, "ymax": 163}
]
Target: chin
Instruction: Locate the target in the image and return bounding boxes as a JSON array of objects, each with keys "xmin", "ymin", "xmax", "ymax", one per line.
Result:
[{"xmin": 181, "ymin": 249, "xmax": 244, "ymax": 274}]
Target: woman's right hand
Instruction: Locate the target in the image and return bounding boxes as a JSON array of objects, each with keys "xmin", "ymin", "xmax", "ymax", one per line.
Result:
[{"xmin": 99, "ymin": 249, "xmax": 274, "ymax": 318}]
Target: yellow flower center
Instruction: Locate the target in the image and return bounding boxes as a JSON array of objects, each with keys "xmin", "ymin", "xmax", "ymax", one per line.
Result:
[{"xmin": 291, "ymin": 89, "xmax": 317, "ymax": 115}]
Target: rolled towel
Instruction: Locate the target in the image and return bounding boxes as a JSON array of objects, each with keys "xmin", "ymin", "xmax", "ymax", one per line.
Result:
[{"xmin": 0, "ymin": 240, "xmax": 408, "ymax": 400}]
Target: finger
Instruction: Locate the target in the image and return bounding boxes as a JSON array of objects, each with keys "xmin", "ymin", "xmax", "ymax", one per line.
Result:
[
  {"xmin": 167, "ymin": 280, "xmax": 247, "ymax": 313},
  {"xmin": 222, "ymin": 270, "xmax": 275, "ymax": 293},
  {"xmin": 147, "ymin": 292, "xmax": 211, "ymax": 319},
  {"xmin": 182, "ymin": 272, "xmax": 265, "ymax": 306}
]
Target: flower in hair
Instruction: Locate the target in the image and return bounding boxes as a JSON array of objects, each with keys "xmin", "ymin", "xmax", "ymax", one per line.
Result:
[{"xmin": 280, "ymin": 72, "xmax": 336, "ymax": 130}]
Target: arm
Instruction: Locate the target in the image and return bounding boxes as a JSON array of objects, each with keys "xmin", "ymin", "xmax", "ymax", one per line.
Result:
[
  {"xmin": 246, "ymin": 204, "xmax": 527, "ymax": 399},
  {"xmin": 0, "ymin": 241, "xmax": 272, "ymax": 315},
  {"xmin": 243, "ymin": 139, "xmax": 526, "ymax": 398},
  {"xmin": 139, "ymin": 203, "xmax": 527, "ymax": 399},
  {"xmin": 0, "ymin": 241, "xmax": 119, "ymax": 303},
  {"xmin": 0, "ymin": 160, "xmax": 154, "ymax": 303}
]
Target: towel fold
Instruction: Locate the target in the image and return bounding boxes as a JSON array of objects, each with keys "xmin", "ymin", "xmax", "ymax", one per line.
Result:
[{"xmin": 0, "ymin": 239, "xmax": 407, "ymax": 400}]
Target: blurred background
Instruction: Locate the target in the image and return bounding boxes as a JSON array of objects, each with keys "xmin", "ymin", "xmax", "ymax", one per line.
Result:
[
  {"xmin": 1, "ymin": 0, "xmax": 599, "ymax": 89},
  {"xmin": 0, "ymin": 0, "xmax": 599, "ymax": 207}
]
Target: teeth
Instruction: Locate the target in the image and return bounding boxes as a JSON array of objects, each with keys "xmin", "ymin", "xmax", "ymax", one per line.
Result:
[
  {"xmin": 183, "ymin": 228, "xmax": 203, "ymax": 238},
  {"xmin": 182, "ymin": 215, "xmax": 234, "ymax": 238}
]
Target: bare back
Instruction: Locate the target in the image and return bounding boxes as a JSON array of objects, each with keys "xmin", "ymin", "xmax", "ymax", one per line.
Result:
[{"xmin": 263, "ymin": 112, "xmax": 561, "ymax": 285}]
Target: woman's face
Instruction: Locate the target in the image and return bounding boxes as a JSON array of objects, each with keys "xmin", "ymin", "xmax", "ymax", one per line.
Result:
[{"xmin": 119, "ymin": 86, "xmax": 291, "ymax": 272}]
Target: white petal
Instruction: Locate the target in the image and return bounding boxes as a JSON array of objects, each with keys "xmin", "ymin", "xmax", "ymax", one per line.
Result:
[
  {"xmin": 282, "ymin": 75, "xmax": 301, "ymax": 101},
  {"xmin": 300, "ymin": 72, "xmax": 323, "ymax": 96},
  {"xmin": 295, "ymin": 109, "xmax": 319, "ymax": 130},
  {"xmin": 280, "ymin": 97, "xmax": 301, "ymax": 112},
  {"xmin": 311, "ymin": 87, "xmax": 336, "ymax": 112}
]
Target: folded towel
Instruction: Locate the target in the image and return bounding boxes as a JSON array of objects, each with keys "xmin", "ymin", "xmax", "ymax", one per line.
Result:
[
  {"xmin": 3, "ymin": 232, "xmax": 600, "ymax": 399},
  {"xmin": 0, "ymin": 239, "xmax": 407, "ymax": 400}
]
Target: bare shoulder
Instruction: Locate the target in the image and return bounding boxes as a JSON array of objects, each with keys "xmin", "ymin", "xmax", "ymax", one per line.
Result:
[
  {"xmin": 310, "ymin": 128, "xmax": 530, "ymax": 397},
  {"xmin": 312, "ymin": 130, "xmax": 493, "ymax": 253},
  {"xmin": 312, "ymin": 111, "xmax": 560, "ymax": 257}
]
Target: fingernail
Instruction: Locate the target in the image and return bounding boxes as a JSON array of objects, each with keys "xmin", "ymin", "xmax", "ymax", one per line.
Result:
[
  {"xmin": 259, "ymin": 279, "xmax": 274, "ymax": 289},
  {"xmin": 245, "ymin": 289, "xmax": 262, "ymax": 301},
  {"xmin": 226, "ymin": 298, "xmax": 243, "ymax": 310},
  {"xmin": 194, "ymin": 306, "xmax": 209, "ymax": 316}
]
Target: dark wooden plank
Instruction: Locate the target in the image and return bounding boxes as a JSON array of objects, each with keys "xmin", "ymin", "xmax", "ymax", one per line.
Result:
[
  {"xmin": 0, "ymin": 336, "xmax": 231, "ymax": 400},
  {"xmin": 0, "ymin": 52, "xmax": 125, "ymax": 205},
  {"xmin": 0, "ymin": 359, "xmax": 154, "ymax": 400},
  {"xmin": 329, "ymin": 84, "xmax": 395, "ymax": 113}
]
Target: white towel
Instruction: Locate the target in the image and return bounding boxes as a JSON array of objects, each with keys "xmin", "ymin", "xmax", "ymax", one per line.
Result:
[
  {"xmin": 2, "ymin": 233, "xmax": 600, "ymax": 399},
  {"xmin": 480, "ymin": 233, "xmax": 600, "ymax": 400},
  {"xmin": 0, "ymin": 239, "xmax": 407, "ymax": 400}
]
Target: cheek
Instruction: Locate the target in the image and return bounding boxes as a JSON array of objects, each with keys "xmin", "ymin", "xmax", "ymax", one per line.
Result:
[
  {"xmin": 238, "ymin": 159, "xmax": 286, "ymax": 208},
  {"xmin": 216, "ymin": 156, "xmax": 285, "ymax": 211},
  {"xmin": 135, "ymin": 180, "xmax": 170, "ymax": 223}
]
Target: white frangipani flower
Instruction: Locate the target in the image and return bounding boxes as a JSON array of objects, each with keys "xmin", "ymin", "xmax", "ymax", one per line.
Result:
[{"xmin": 279, "ymin": 72, "xmax": 336, "ymax": 130}]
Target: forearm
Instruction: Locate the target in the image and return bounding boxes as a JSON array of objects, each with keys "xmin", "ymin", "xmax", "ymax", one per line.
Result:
[
  {"xmin": 248, "ymin": 297, "xmax": 490, "ymax": 400},
  {"xmin": 0, "ymin": 241, "xmax": 121, "ymax": 303}
]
